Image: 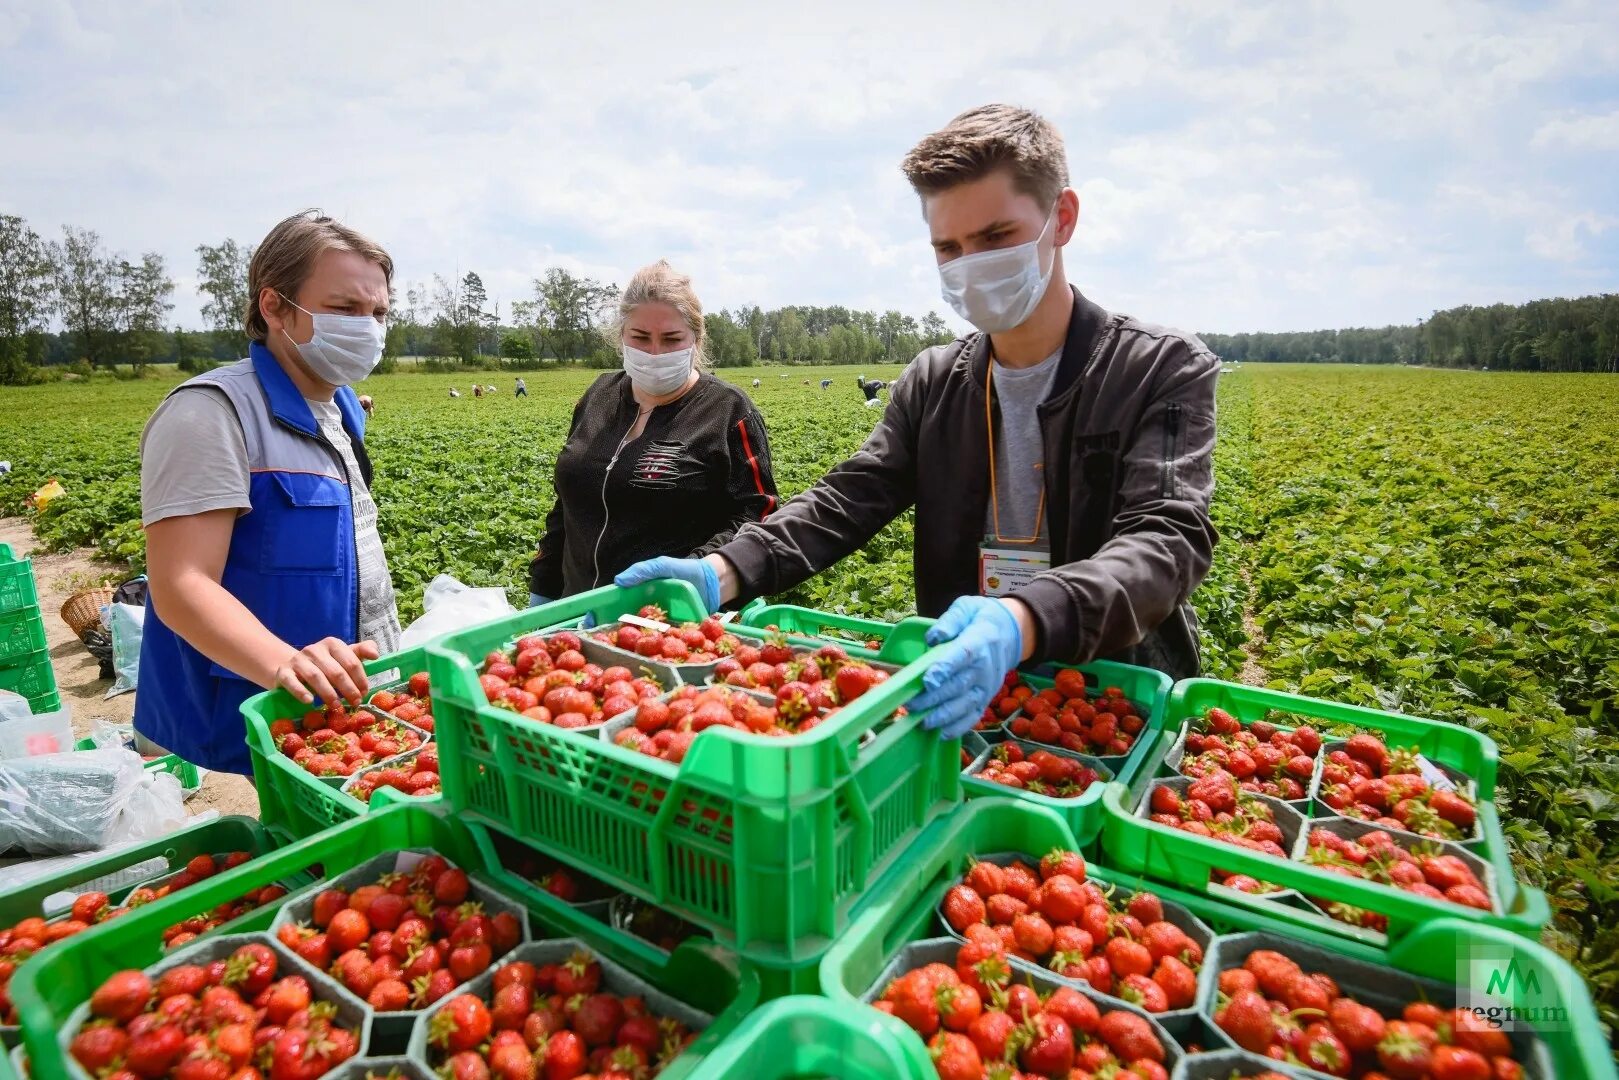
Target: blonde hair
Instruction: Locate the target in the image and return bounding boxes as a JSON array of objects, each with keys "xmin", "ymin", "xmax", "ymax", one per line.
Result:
[
  {"xmin": 901, "ymin": 104, "xmax": 1070, "ymax": 210},
  {"xmin": 610, "ymin": 260, "xmax": 706, "ymax": 367},
  {"xmin": 245, "ymin": 210, "xmax": 394, "ymax": 342}
]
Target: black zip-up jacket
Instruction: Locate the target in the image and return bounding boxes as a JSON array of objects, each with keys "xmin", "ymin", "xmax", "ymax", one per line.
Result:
[
  {"xmin": 717, "ymin": 287, "xmax": 1219, "ymax": 680},
  {"xmin": 529, "ymin": 371, "xmax": 778, "ymax": 598}
]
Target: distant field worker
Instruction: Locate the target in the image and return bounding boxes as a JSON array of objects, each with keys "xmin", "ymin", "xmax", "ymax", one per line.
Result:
[
  {"xmin": 527, "ymin": 260, "xmax": 779, "ymax": 605},
  {"xmin": 358, "ymin": 393, "xmax": 374, "ymax": 416},
  {"xmin": 857, "ymin": 375, "xmax": 887, "ymax": 402},
  {"xmin": 449, "ymin": 386, "xmax": 461, "ymax": 398},
  {"xmin": 516, "ymin": 377, "xmax": 528, "ymax": 397},
  {"xmin": 820, "ymin": 379, "xmax": 832, "ymax": 390},
  {"xmin": 136, "ymin": 210, "xmax": 400, "ymax": 774},
  {"xmin": 473, "ymin": 383, "xmax": 483, "ymax": 398}
]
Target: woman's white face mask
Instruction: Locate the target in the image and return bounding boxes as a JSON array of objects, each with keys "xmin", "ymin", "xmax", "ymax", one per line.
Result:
[
  {"xmin": 937, "ymin": 207, "xmax": 1058, "ymax": 334},
  {"xmin": 623, "ymin": 342, "xmax": 694, "ymax": 395}
]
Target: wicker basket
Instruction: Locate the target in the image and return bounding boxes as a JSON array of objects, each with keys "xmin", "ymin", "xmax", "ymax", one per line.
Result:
[{"xmin": 60, "ymin": 586, "xmax": 115, "ymax": 638}]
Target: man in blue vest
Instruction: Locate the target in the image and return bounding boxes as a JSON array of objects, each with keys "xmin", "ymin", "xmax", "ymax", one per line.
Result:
[{"xmin": 135, "ymin": 211, "xmax": 401, "ymax": 774}]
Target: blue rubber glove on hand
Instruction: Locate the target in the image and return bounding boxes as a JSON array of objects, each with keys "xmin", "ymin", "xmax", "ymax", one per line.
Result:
[
  {"xmin": 614, "ymin": 557, "xmax": 722, "ymax": 615},
  {"xmin": 910, "ymin": 597, "xmax": 1025, "ymax": 739}
]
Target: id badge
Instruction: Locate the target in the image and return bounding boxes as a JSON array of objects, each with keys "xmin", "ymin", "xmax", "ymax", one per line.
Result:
[{"xmin": 979, "ymin": 544, "xmax": 1051, "ymax": 598}]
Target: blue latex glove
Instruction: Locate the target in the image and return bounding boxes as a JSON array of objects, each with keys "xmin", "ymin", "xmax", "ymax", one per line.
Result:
[
  {"xmin": 910, "ymin": 597, "xmax": 1025, "ymax": 739},
  {"xmin": 614, "ymin": 557, "xmax": 722, "ymax": 615},
  {"xmin": 528, "ymin": 593, "xmax": 552, "ymax": 608}
]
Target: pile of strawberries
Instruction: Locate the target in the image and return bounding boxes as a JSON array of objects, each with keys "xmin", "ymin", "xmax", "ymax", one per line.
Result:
[
  {"xmin": 1215, "ymin": 947, "xmax": 1527, "ymax": 1078},
  {"xmin": 1317, "ymin": 733, "xmax": 1478, "ymax": 842},
  {"xmin": 874, "ymin": 941, "xmax": 1168, "ymax": 1079},
  {"xmin": 592, "ymin": 605, "xmax": 742, "ymax": 664},
  {"xmin": 274, "ymin": 855, "xmax": 522, "ymax": 1014},
  {"xmin": 269, "ymin": 705, "xmax": 427, "ymax": 781},
  {"xmin": 711, "ymin": 637, "xmax": 887, "ymax": 703},
  {"xmin": 425, "ymin": 950, "xmax": 698, "ymax": 1079},
  {"xmin": 1178, "ymin": 708, "xmax": 1322, "ymax": 801},
  {"xmin": 970, "ymin": 742, "xmax": 1103, "ymax": 800},
  {"xmin": 0, "ymin": 889, "xmax": 134, "ymax": 1023},
  {"xmin": 1145, "ymin": 774, "xmax": 1291, "ymax": 858},
  {"xmin": 1302, "ymin": 827, "xmax": 1493, "ymax": 928},
  {"xmin": 69, "ymin": 942, "xmax": 361, "ymax": 1079},
  {"xmin": 145, "ymin": 855, "xmax": 289, "ymax": 951},
  {"xmin": 1213, "ymin": 871, "xmax": 1286, "ymax": 896},
  {"xmin": 939, "ymin": 850, "xmax": 1203, "ymax": 1015},
  {"xmin": 612, "ymin": 684, "xmax": 831, "ymax": 764},
  {"xmin": 368, "ymin": 671, "xmax": 435, "ymax": 734},
  {"xmin": 1004, "ymin": 669, "xmax": 1146, "ymax": 758},
  {"xmin": 476, "ymin": 630, "xmax": 667, "ymax": 731},
  {"xmin": 346, "ymin": 744, "xmax": 442, "ymax": 801}
]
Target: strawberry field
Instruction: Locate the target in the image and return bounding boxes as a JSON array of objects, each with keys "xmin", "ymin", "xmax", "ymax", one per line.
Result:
[{"xmin": 1, "ymin": 362, "xmax": 1616, "ymax": 1028}]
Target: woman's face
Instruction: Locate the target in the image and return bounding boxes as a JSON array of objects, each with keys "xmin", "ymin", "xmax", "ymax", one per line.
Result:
[{"xmin": 623, "ymin": 302, "xmax": 694, "ymax": 355}]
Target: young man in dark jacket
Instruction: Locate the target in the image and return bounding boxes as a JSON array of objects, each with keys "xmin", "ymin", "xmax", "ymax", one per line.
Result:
[{"xmin": 620, "ymin": 104, "xmax": 1219, "ymax": 737}]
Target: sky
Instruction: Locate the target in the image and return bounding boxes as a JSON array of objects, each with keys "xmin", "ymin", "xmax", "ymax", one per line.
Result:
[{"xmin": 1, "ymin": 0, "xmax": 1615, "ymax": 336}]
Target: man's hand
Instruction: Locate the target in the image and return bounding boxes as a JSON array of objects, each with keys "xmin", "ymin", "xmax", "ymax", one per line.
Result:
[
  {"xmin": 910, "ymin": 597, "xmax": 1031, "ymax": 739},
  {"xmin": 613, "ymin": 556, "xmax": 726, "ymax": 614},
  {"xmin": 275, "ymin": 637, "xmax": 379, "ymax": 707}
]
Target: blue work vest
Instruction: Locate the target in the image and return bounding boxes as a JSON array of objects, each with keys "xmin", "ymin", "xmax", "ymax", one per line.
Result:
[{"xmin": 134, "ymin": 343, "xmax": 372, "ymax": 775}]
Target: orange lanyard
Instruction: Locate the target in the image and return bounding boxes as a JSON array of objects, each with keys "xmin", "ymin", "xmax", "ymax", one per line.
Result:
[{"xmin": 984, "ymin": 359, "xmax": 1046, "ymax": 544}]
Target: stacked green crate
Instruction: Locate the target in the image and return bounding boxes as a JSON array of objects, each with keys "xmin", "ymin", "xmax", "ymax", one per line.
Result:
[{"xmin": 0, "ymin": 544, "xmax": 56, "ymax": 713}]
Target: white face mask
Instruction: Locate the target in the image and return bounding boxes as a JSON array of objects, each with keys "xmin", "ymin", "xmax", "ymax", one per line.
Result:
[
  {"xmin": 280, "ymin": 297, "xmax": 386, "ymax": 386},
  {"xmin": 938, "ymin": 208, "xmax": 1058, "ymax": 334},
  {"xmin": 623, "ymin": 342, "xmax": 694, "ymax": 396}
]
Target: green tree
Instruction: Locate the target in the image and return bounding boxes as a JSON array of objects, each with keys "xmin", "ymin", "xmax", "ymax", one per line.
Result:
[
  {"xmin": 430, "ymin": 272, "xmax": 482, "ymax": 363},
  {"xmin": 114, "ymin": 253, "xmax": 175, "ymax": 374},
  {"xmin": 500, "ymin": 331, "xmax": 535, "ymax": 360},
  {"xmin": 0, "ymin": 214, "xmax": 55, "ymax": 385},
  {"xmin": 195, "ymin": 238, "xmax": 254, "ymax": 355},
  {"xmin": 50, "ymin": 226, "xmax": 118, "ymax": 369}
]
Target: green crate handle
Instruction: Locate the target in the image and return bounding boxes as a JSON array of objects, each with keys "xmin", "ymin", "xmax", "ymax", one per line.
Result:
[
  {"xmin": 1098, "ymin": 783, "xmax": 1550, "ymax": 940},
  {"xmin": 1168, "ymin": 678, "xmax": 1501, "ymax": 800},
  {"xmin": 684, "ymin": 995, "xmax": 937, "ymax": 1080},
  {"xmin": 739, "ymin": 603, "xmax": 911, "ymax": 645}
]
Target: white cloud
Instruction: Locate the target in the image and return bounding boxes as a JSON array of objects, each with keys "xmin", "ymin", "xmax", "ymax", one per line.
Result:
[
  {"xmin": 0, "ymin": 0, "xmax": 1614, "ymax": 336},
  {"xmin": 1532, "ymin": 110, "xmax": 1619, "ymax": 151}
]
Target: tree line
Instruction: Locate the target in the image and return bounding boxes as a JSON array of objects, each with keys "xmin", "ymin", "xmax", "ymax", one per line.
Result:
[
  {"xmin": 1201, "ymin": 294, "xmax": 1619, "ymax": 373},
  {"xmin": 3, "ymin": 211, "xmax": 1616, "ymax": 384}
]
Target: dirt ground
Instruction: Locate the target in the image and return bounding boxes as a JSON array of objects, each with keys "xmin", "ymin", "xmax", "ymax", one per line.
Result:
[{"xmin": 0, "ymin": 517, "xmax": 260, "ymax": 819}]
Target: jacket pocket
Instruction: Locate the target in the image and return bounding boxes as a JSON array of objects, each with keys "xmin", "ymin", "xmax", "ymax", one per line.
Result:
[{"xmin": 261, "ymin": 472, "xmax": 346, "ymax": 574}]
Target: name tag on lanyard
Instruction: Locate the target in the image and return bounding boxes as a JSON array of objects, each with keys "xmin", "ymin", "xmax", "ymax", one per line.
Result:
[{"xmin": 979, "ymin": 544, "xmax": 1051, "ymax": 598}]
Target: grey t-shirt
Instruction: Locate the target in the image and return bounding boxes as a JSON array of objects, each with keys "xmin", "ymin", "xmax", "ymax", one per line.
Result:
[
  {"xmin": 140, "ymin": 388, "xmax": 401, "ymax": 653},
  {"xmin": 985, "ymin": 348, "xmax": 1062, "ymax": 548}
]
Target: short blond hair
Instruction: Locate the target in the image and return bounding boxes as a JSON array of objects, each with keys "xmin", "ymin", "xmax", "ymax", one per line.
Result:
[
  {"xmin": 611, "ymin": 260, "xmax": 706, "ymax": 367},
  {"xmin": 246, "ymin": 210, "xmax": 394, "ymax": 342},
  {"xmin": 901, "ymin": 104, "xmax": 1070, "ymax": 210}
]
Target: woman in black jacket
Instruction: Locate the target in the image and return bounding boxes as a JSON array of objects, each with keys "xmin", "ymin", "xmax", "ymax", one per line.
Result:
[{"xmin": 528, "ymin": 260, "xmax": 779, "ymax": 604}]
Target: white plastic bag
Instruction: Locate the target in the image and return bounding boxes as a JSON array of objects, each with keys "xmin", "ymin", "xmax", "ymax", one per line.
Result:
[
  {"xmin": 0, "ymin": 748, "xmax": 187, "ymax": 855},
  {"xmin": 0, "ymin": 700, "xmax": 74, "ymax": 758},
  {"xmin": 398, "ymin": 574, "xmax": 515, "ymax": 650},
  {"xmin": 106, "ymin": 601, "xmax": 146, "ymax": 698}
]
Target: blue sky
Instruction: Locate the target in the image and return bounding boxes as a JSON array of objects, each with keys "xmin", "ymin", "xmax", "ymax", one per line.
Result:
[{"xmin": 1, "ymin": 0, "xmax": 1615, "ymax": 335}]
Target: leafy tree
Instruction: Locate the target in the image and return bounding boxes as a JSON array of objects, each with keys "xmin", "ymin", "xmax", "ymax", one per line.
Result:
[
  {"xmin": 430, "ymin": 273, "xmax": 482, "ymax": 363},
  {"xmin": 50, "ymin": 226, "xmax": 118, "ymax": 370},
  {"xmin": 920, "ymin": 311, "xmax": 952, "ymax": 346},
  {"xmin": 195, "ymin": 238, "xmax": 254, "ymax": 354},
  {"xmin": 114, "ymin": 253, "xmax": 175, "ymax": 374},
  {"xmin": 0, "ymin": 214, "xmax": 55, "ymax": 385},
  {"xmin": 499, "ymin": 331, "xmax": 535, "ymax": 360},
  {"xmin": 521, "ymin": 268, "xmax": 619, "ymax": 365}
]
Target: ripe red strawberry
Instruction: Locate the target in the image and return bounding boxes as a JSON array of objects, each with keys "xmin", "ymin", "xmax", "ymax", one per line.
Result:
[
  {"xmin": 1329, "ymin": 997, "xmax": 1387, "ymax": 1053},
  {"xmin": 571, "ymin": 992, "xmax": 626, "ymax": 1046},
  {"xmin": 1039, "ymin": 848, "xmax": 1086, "ymax": 881},
  {"xmin": 1153, "ymin": 955, "xmax": 1198, "ymax": 1009},
  {"xmin": 1378, "ymin": 1020, "xmax": 1436, "ymax": 1078},
  {"xmin": 1104, "ymin": 936, "xmax": 1154, "ymax": 979},
  {"xmin": 834, "ymin": 664, "xmax": 878, "ymax": 704},
  {"xmin": 1125, "ymin": 891, "xmax": 1164, "ymax": 925},
  {"xmin": 1018, "ymin": 1013, "xmax": 1075, "ymax": 1076},
  {"xmin": 1216, "ymin": 989, "xmax": 1275, "ymax": 1053},
  {"xmin": 936, "ymin": 981, "xmax": 982, "ymax": 1033},
  {"xmin": 1344, "ymin": 733, "xmax": 1390, "ymax": 771},
  {"xmin": 965, "ymin": 861, "xmax": 1006, "ymax": 897},
  {"xmin": 927, "ymin": 1030, "xmax": 983, "ymax": 1080},
  {"xmin": 430, "ymin": 993, "xmax": 493, "ymax": 1054},
  {"xmin": 1097, "ymin": 1008, "xmax": 1165, "ymax": 1063},
  {"xmin": 942, "ymin": 885, "xmax": 987, "ymax": 933},
  {"xmin": 89, "ymin": 970, "xmax": 153, "ymax": 1021},
  {"xmin": 966, "ymin": 1008, "xmax": 1017, "ymax": 1062},
  {"xmin": 1431, "ymin": 789, "xmax": 1477, "ymax": 830}
]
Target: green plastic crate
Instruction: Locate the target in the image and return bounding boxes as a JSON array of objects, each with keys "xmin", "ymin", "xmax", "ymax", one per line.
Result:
[
  {"xmin": 426, "ymin": 581, "xmax": 962, "ymax": 965},
  {"xmin": 819, "ymin": 798, "xmax": 1614, "ymax": 1080},
  {"xmin": 1099, "ymin": 780, "xmax": 1552, "ymax": 945},
  {"xmin": 0, "ymin": 545, "xmax": 37, "ymax": 619},
  {"xmin": 71, "ymin": 738, "xmax": 201, "ymax": 792},
  {"xmin": 685, "ymin": 995, "xmax": 936, "ymax": 1080},
  {"xmin": 1168, "ymin": 678, "xmax": 1501, "ymax": 799},
  {"xmin": 241, "ymin": 645, "xmax": 441, "ymax": 842},
  {"xmin": 960, "ymin": 730, "xmax": 1116, "ymax": 848},
  {"xmin": 0, "ymin": 648, "xmax": 56, "ymax": 709},
  {"xmin": 0, "ymin": 610, "xmax": 46, "ymax": 667},
  {"xmin": 8, "ymin": 801, "xmax": 758, "ymax": 1077},
  {"xmin": 1000, "ymin": 659, "xmax": 1176, "ymax": 790},
  {"xmin": 738, "ymin": 602, "xmax": 925, "ymax": 658}
]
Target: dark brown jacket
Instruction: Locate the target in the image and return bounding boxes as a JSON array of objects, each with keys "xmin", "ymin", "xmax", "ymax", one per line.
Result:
[{"xmin": 717, "ymin": 286, "xmax": 1219, "ymax": 679}]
